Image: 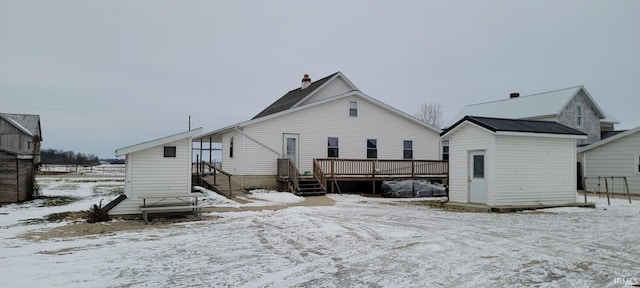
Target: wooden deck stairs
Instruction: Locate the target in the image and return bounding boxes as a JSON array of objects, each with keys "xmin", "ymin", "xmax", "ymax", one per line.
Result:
[
  {"xmin": 297, "ymin": 177, "xmax": 325, "ymax": 196},
  {"xmin": 277, "ymin": 158, "xmax": 326, "ymax": 196}
]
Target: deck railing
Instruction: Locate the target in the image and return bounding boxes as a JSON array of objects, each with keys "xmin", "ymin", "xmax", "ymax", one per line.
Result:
[
  {"xmin": 277, "ymin": 158, "xmax": 300, "ymax": 193},
  {"xmin": 314, "ymin": 158, "xmax": 448, "ymax": 179},
  {"xmin": 313, "ymin": 159, "xmax": 327, "ymax": 191}
]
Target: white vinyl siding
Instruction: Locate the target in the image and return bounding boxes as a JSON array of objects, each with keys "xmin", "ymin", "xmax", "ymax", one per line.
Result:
[
  {"xmin": 494, "ymin": 136, "xmax": 576, "ymax": 206},
  {"xmin": 109, "ymin": 138, "xmax": 193, "ymax": 215},
  {"xmin": 583, "ymin": 131, "xmax": 640, "ymax": 195},
  {"xmin": 301, "ymin": 77, "xmax": 353, "ymax": 105},
  {"xmin": 234, "ymin": 95, "xmax": 441, "ymax": 175},
  {"xmin": 446, "ymin": 123, "xmax": 495, "ymax": 204},
  {"xmin": 222, "ymin": 132, "xmax": 247, "ymax": 175},
  {"xmin": 445, "ymin": 123, "xmax": 578, "ymax": 206}
]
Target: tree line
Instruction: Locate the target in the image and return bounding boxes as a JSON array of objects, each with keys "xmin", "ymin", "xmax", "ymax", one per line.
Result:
[{"xmin": 40, "ymin": 148, "xmax": 100, "ymax": 165}]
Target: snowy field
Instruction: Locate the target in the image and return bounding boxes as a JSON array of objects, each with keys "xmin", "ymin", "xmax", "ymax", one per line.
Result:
[{"xmin": 1, "ymin": 174, "xmax": 639, "ymax": 287}]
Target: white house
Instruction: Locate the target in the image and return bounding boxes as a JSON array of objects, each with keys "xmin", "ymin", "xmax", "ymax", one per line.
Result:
[
  {"xmin": 441, "ymin": 116, "xmax": 586, "ymax": 207},
  {"xmin": 107, "ymin": 128, "xmax": 202, "ymax": 216},
  {"xmin": 578, "ymin": 126, "xmax": 640, "ymax": 195},
  {"xmin": 195, "ymin": 72, "xmax": 443, "ymax": 191}
]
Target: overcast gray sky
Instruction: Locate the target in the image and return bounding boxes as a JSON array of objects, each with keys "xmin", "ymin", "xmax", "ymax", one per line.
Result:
[{"xmin": 2, "ymin": 0, "xmax": 639, "ymax": 159}]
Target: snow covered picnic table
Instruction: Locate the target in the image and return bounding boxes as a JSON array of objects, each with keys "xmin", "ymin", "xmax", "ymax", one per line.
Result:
[{"xmin": 138, "ymin": 192, "xmax": 205, "ymax": 223}]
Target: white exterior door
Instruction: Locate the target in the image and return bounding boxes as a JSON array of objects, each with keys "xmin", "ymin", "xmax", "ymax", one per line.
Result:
[
  {"xmin": 469, "ymin": 151, "xmax": 486, "ymax": 204},
  {"xmin": 283, "ymin": 133, "xmax": 299, "ymax": 168}
]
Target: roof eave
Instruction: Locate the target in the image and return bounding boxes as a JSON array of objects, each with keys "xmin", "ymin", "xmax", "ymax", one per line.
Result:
[
  {"xmin": 115, "ymin": 128, "xmax": 203, "ymax": 157},
  {"xmin": 578, "ymin": 126, "xmax": 640, "ymax": 153}
]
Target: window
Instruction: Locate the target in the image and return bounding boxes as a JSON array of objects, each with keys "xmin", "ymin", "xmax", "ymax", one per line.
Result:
[
  {"xmin": 473, "ymin": 154, "xmax": 485, "ymax": 178},
  {"xmin": 403, "ymin": 140, "xmax": 413, "ymax": 159},
  {"xmin": 229, "ymin": 136, "xmax": 234, "ymax": 158},
  {"xmin": 442, "ymin": 146, "xmax": 449, "ymax": 161},
  {"xmin": 636, "ymin": 154, "xmax": 640, "ymax": 175},
  {"xmin": 576, "ymin": 105, "xmax": 583, "ymax": 127},
  {"xmin": 328, "ymin": 137, "xmax": 339, "ymax": 158},
  {"xmin": 349, "ymin": 101, "xmax": 358, "ymax": 117},
  {"xmin": 367, "ymin": 139, "xmax": 377, "ymax": 159},
  {"xmin": 164, "ymin": 146, "xmax": 177, "ymax": 158}
]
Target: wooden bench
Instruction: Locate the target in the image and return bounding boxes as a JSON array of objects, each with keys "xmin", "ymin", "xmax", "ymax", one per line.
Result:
[{"xmin": 138, "ymin": 193, "xmax": 205, "ymax": 224}]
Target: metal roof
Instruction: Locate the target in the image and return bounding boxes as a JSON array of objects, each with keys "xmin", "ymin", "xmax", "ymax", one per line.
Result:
[
  {"xmin": 446, "ymin": 86, "xmax": 609, "ymax": 127},
  {"xmin": 442, "ymin": 116, "xmax": 588, "ymax": 137}
]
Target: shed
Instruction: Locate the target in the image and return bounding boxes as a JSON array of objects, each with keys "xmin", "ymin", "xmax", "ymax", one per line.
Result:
[
  {"xmin": 0, "ymin": 113, "xmax": 42, "ymax": 203},
  {"xmin": 107, "ymin": 128, "xmax": 202, "ymax": 216},
  {"xmin": 578, "ymin": 126, "xmax": 640, "ymax": 195},
  {"xmin": 441, "ymin": 116, "xmax": 587, "ymax": 208}
]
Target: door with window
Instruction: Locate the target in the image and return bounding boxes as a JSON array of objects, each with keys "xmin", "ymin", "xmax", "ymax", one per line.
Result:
[
  {"xmin": 283, "ymin": 133, "xmax": 299, "ymax": 168},
  {"xmin": 469, "ymin": 151, "xmax": 486, "ymax": 203}
]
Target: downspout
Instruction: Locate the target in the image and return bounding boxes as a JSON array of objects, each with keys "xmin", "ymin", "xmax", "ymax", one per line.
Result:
[{"xmin": 233, "ymin": 127, "xmax": 282, "ymax": 157}]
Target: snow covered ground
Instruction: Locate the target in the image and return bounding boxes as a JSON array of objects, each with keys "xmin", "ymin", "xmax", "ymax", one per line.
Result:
[{"xmin": 1, "ymin": 175, "xmax": 639, "ymax": 288}]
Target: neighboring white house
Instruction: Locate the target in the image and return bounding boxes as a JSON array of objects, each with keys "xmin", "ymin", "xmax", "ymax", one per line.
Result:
[
  {"xmin": 441, "ymin": 116, "xmax": 586, "ymax": 207},
  {"xmin": 195, "ymin": 72, "xmax": 442, "ymax": 190},
  {"xmin": 445, "ymin": 86, "xmax": 617, "ymax": 147},
  {"xmin": 578, "ymin": 126, "xmax": 640, "ymax": 195},
  {"xmin": 108, "ymin": 128, "xmax": 202, "ymax": 216}
]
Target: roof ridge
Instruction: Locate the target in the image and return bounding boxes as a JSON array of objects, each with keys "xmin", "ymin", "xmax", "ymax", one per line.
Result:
[
  {"xmin": 465, "ymin": 85, "xmax": 583, "ymax": 107},
  {"xmin": 282, "ymin": 72, "xmax": 340, "ymax": 94}
]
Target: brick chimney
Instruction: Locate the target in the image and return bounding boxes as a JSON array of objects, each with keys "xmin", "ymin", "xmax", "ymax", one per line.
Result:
[
  {"xmin": 301, "ymin": 74, "xmax": 311, "ymax": 89},
  {"xmin": 510, "ymin": 92, "xmax": 520, "ymax": 99}
]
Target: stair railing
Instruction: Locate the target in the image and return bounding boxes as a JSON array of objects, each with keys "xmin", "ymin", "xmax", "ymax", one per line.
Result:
[{"xmin": 312, "ymin": 159, "xmax": 327, "ymax": 191}]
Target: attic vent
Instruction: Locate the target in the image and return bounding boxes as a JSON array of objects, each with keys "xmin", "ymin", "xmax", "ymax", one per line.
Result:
[
  {"xmin": 510, "ymin": 92, "xmax": 520, "ymax": 99},
  {"xmin": 301, "ymin": 74, "xmax": 311, "ymax": 89}
]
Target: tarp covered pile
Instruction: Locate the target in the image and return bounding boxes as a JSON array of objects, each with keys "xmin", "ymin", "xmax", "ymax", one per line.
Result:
[{"xmin": 381, "ymin": 180, "xmax": 447, "ymax": 198}]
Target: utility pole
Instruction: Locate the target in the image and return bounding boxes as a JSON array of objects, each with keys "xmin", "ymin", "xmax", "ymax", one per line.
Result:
[{"xmin": 189, "ymin": 115, "xmax": 191, "ymax": 130}]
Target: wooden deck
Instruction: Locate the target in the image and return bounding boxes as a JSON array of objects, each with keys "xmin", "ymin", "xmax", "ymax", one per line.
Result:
[{"xmin": 279, "ymin": 158, "xmax": 449, "ymax": 195}]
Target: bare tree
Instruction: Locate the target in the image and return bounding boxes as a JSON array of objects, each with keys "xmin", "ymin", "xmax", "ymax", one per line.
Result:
[{"xmin": 414, "ymin": 102, "xmax": 443, "ymax": 128}]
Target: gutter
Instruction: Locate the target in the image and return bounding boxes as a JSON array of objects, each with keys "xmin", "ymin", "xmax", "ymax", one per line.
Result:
[{"xmin": 233, "ymin": 127, "xmax": 281, "ymax": 157}]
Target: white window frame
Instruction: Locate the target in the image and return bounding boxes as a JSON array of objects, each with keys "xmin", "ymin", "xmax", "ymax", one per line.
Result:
[
  {"xmin": 576, "ymin": 105, "xmax": 583, "ymax": 127},
  {"xmin": 349, "ymin": 101, "xmax": 358, "ymax": 117},
  {"xmin": 366, "ymin": 139, "xmax": 377, "ymax": 159},
  {"xmin": 403, "ymin": 140, "xmax": 413, "ymax": 159},
  {"xmin": 164, "ymin": 146, "xmax": 177, "ymax": 158},
  {"xmin": 328, "ymin": 137, "xmax": 339, "ymax": 158}
]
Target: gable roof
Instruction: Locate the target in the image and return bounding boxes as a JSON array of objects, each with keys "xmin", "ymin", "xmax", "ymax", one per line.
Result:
[
  {"xmin": 0, "ymin": 113, "xmax": 35, "ymax": 137},
  {"xmin": 197, "ymin": 90, "xmax": 441, "ymax": 141},
  {"xmin": 446, "ymin": 86, "xmax": 609, "ymax": 127},
  {"xmin": 252, "ymin": 72, "xmax": 356, "ymax": 119},
  {"xmin": 115, "ymin": 128, "xmax": 202, "ymax": 157},
  {"xmin": 442, "ymin": 116, "xmax": 588, "ymax": 138},
  {"xmin": 3, "ymin": 113, "xmax": 42, "ymax": 139},
  {"xmin": 577, "ymin": 126, "xmax": 640, "ymax": 153}
]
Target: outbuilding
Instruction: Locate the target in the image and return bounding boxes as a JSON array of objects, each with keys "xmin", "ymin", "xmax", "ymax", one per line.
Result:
[
  {"xmin": 578, "ymin": 126, "xmax": 640, "ymax": 195},
  {"xmin": 107, "ymin": 128, "xmax": 202, "ymax": 216},
  {"xmin": 441, "ymin": 116, "xmax": 587, "ymax": 209}
]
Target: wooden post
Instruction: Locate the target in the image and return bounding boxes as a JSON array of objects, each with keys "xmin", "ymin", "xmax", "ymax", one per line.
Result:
[
  {"xmin": 228, "ymin": 175, "xmax": 232, "ymax": 198},
  {"xmin": 411, "ymin": 160, "xmax": 415, "ymax": 179},
  {"xmin": 604, "ymin": 177, "xmax": 610, "ymax": 206},
  {"xmin": 199, "ymin": 139, "xmax": 203, "ymax": 176},
  {"xmin": 209, "ymin": 137, "xmax": 213, "ymax": 172}
]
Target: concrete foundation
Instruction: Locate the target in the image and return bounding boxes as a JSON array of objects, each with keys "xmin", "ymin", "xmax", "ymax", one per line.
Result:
[{"xmin": 443, "ymin": 201, "xmax": 596, "ymax": 213}]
